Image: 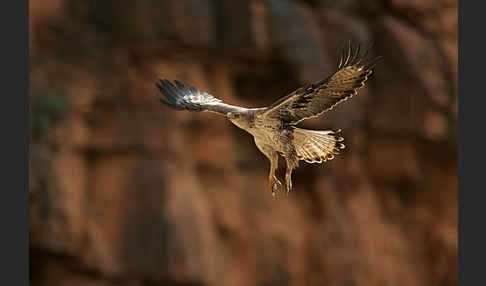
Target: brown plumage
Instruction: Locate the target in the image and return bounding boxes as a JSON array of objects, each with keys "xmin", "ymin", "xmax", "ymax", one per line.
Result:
[{"xmin": 156, "ymin": 42, "xmax": 381, "ymax": 196}]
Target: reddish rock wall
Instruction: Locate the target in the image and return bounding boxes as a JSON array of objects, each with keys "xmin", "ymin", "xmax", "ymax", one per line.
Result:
[{"xmin": 30, "ymin": 1, "xmax": 457, "ymax": 285}]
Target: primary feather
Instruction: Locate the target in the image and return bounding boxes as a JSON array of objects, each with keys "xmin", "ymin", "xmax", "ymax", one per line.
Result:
[
  {"xmin": 259, "ymin": 42, "xmax": 381, "ymax": 126},
  {"xmin": 156, "ymin": 79, "xmax": 243, "ymax": 115}
]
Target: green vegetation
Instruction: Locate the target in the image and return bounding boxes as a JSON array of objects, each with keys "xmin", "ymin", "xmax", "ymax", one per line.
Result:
[{"xmin": 32, "ymin": 91, "xmax": 67, "ymax": 139}]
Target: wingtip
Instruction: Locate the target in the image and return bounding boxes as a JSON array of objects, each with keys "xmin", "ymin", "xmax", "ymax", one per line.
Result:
[
  {"xmin": 338, "ymin": 41, "xmax": 363, "ymax": 68},
  {"xmin": 159, "ymin": 98, "xmax": 184, "ymax": 110},
  {"xmin": 337, "ymin": 41, "xmax": 383, "ymax": 70},
  {"xmin": 174, "ymin": 79, "xmax": 185, "ymax": 89},
  {"xmin": 156, "ymin": 78, "xmax": 182, "ymax": 108}
]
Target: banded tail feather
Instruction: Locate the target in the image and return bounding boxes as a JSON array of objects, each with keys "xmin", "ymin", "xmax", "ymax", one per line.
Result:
[{"xmin": 293, "ymin": 128, "xmax": 345, "ymax": 164}]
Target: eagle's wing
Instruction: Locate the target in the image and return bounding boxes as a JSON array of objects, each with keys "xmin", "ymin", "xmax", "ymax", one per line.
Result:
[
  {"xmin": 259, "ymin": 43, "xmax": 381, "ymax": 125},
  {"xmin": 156, "ymin": 79, "xmax": 243, "ymax": 116}
]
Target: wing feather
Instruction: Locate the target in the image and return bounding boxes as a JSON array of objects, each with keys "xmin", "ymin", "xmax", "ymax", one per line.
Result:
[
  {"xmin": 259, "ymin": 43, "xmax": 381, "ymax": 125},
  {"xmin": 156, "ymin": 79, "xmax": 243, "ymax": 116}
]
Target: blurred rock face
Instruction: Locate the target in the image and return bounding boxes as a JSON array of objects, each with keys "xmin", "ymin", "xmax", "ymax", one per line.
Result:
[{"xmin": 29, "ymin": 0, "xmax": 457, "ymax": 285}]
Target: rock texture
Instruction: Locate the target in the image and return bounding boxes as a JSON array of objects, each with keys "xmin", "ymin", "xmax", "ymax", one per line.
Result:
[{"xmin": 30, "ymin": 0, "xmax": 457, "ymax": 285}]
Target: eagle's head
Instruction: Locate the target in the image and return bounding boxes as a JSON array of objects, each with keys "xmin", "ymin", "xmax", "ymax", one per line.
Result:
[
  {"xmin": 227, "ymin": 111, "xmax": 242, "ymax": 120},
  {"xmin": 227, "ymin": 111, "xmax": 250, "ymax": 130}
]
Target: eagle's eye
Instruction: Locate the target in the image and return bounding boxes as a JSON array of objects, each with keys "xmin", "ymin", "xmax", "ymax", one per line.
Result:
[{"xmin": 229, "ymin": 113, "xmax": 240, "ymax": 119}]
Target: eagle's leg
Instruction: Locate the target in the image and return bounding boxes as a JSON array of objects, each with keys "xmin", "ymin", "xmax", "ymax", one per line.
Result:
[
  {"xmin": 284, "ymin": 158, "xmax": 294, "ymax": 195},
  {"xmin": 268, "ymin": 152, "xmax": 281, "ymax": 196},
  {"xmin": 254, "ymin": 138, "xmax": 282, "ymax": 196}
]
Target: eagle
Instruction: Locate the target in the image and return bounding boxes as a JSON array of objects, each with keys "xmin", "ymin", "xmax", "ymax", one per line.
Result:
[{"xmin": 156, "ymin": 43, "xmax": 380, "ymax": 196}]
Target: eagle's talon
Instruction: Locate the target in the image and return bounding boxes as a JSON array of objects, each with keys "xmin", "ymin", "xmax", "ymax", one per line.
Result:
[
  {"xmin": 270, "ymin": 176, "xmax": 282, "ymax": 197},
  {"xmin": 284, "ymin": 163, "xmax": 293, "ymax": 195},
  {"xmin": 285, "ymin": 181, "xmax": 292, "ymax": 195}
]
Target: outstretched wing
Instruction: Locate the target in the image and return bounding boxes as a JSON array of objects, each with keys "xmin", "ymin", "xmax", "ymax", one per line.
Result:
[
  {"xmin": 156, "ymin": 79, "xmax": 243, "ymax": 116},
  {"xmin": 259, "ymin": 43, "xmax": 381, "ymax": 125}
]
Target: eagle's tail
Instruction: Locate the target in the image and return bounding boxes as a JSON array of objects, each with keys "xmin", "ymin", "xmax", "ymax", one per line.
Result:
[{"xmin": 293, "ymin": 128, "xmax": 345, "ymax": 164}]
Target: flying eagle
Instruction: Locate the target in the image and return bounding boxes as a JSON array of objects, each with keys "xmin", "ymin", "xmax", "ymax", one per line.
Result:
[{"xmin": 156, "ymin": 43, "xmax": 380, "ymax": 196}]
